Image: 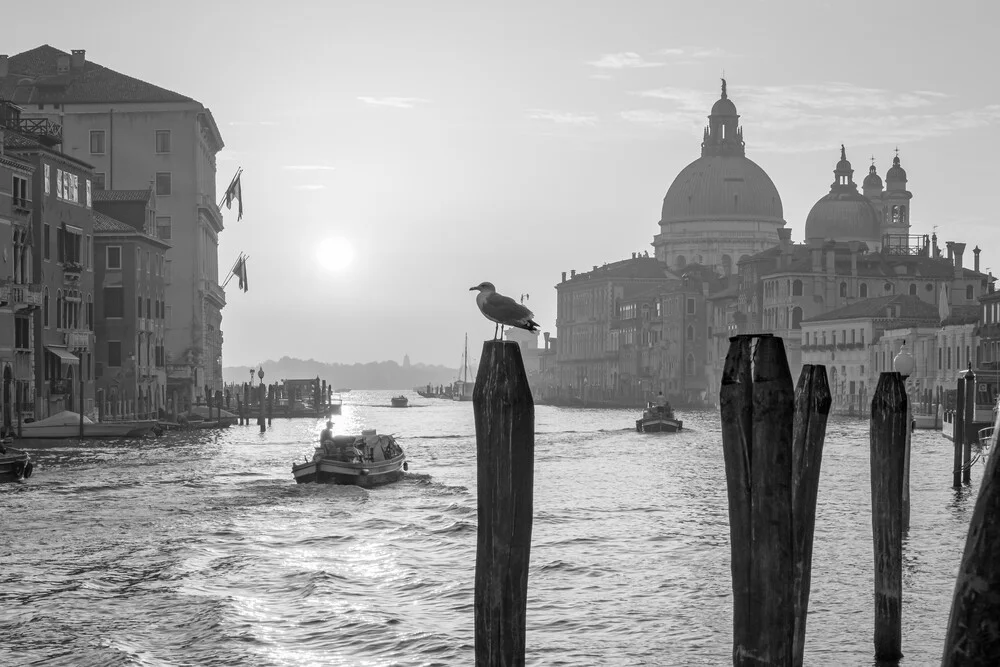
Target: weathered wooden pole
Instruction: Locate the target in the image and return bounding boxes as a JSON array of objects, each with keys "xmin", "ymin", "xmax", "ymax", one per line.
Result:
[
  {"xmin": 963, "ymin": 369, "xmax": 976, "ymax": 484},
  {"xmin": 790, "ymin": 364, "xmax": 831, "ymax": 666},
  {"xmin": 721, "ymin": 334, "xmax": 822, "ymax": 666},
  {"xmin": 258, "ymin": 383, "xmax": 266, "ymax": 433},
  {"xmin": 870, "ymin": 371, "xmax": 908, "ymax": 663},
  {"xmin": 472, "ymin": 340, "xmax": 534, "ymax": 667},
  {"xmin": 941, "ymin": 407, "xmax": 1000, "ymax": 665},
  {"xmin": 267, "ymin": 385, "xmax": 274, "ymax": 426},
  {"xmin": 954, "ymin": 376, "xmax": 965, "ymax": 488}
]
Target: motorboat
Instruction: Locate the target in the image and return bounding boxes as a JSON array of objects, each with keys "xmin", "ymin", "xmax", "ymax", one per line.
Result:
[
  {"xmin": 636, "ymin": 402, "xmax": 683, "ymax": 433},
  {"xmin": 292, "ymin": 430, "xmax": 407, "ymax": 487},
  {"xmin": 391, "ymin": 395, "xmax": 409, "ymax": 408},
  {"xmin": 0, "ymin": 443, "xmax": 33, "ymax": 483},
  {"xmin": 17, "ymin": 411, "xmax": 157, "ymax": 439}
]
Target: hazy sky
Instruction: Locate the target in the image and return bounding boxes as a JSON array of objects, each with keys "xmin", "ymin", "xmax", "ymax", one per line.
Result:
[{"xmin": 10, "ymin": 0, "xmax": 1000, "ymax": 367}]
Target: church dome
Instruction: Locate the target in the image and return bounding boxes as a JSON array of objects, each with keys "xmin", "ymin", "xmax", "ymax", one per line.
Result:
[
  {"xmin": 661, "ymin": 155, "xmax": 784, "ymax": 223},
  {"xmin": 863, "ymin": 163, "xmax": 883, "ymax": 190},
  {"xmin": 805, "ymin": 146, "xmax": 880, "ymax": 242},
  {"xmin": 886, "ymin": 154, "xmax": 907, "ymax": 183},
  {"xmin": 660, "ymin": 78, "xmax": 784, "ymax": 225}
]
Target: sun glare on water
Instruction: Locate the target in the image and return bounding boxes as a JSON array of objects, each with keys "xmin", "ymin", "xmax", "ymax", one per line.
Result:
[{"xmin": 316, "ymin": 237, "xmax": 355, "ymax": 272}]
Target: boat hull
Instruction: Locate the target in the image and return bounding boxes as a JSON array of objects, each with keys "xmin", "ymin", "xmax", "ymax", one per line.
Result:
[
  {"xmin": 390, "ymin": 398, "xmax": 408, "ymax": 408},
  {"xmin": 292, "ymin": 454, "xmax": 406, "ymax": 487},
  {"xmin": 0, "ymin": 447, "xmax": 33, "ymax": 483},
  {"xmin": 636, "ymin": 418, "xmax": 683, "ymax": 433},
  {"xmin": 17, "ymin": 421, "xmax": 157, "ymax": 439}
]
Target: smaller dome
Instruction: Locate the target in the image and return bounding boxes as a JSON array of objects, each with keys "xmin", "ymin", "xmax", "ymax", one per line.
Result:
[
  {"xmin": 886, "ymin": 155, "xmax": 907, "ymax": 182},
  {"xmin": 711, "ymin": 78, "xmax": 738, "ymax": 116},
  {"xmin": 835, "ymin": 144, "xmax": 851, "ymax": 172},
  {"xmin": 863, "ymin": 163, "xmax": 883, "ymax": 190},
  {"xmin": 805, "ymin": 195, "xmax": 881, "ymax": 243}
]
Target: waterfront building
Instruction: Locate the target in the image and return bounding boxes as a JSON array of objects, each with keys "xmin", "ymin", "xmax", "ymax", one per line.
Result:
[
  {"xmin": 978, "ymin": 285, "xmax": 1000, "ymax": 371},
  {"xmin": 2, "ymin": 104, "xmax": 96, "ymax": 419},
  {"xmin": 704, "ymin": 280, "xmax": 740, "ymax": 405},
  {"xmin": 652, "ymin": 80, "xmax": 786, "ymax": 274},
  {"xmin": 92, "ymin": 189, "xmax": 168, "ymax": 418},
  {"xmin": 0, "ymin": 129, "xmax": 37, "ymax": 430},
  {"xmin": 504, "ymin": 326, "xmax": 540, "ymax": 375},
  {"xmin": 554, "ymin": 255, "xmax": 677, "ymax": 399},
  {"xmin": 801, "ymin": 295, "xmax": 940, "ymax": 414},
  {"xmin": 0, "ymin": 46, "xmax": 227, "ymax": 406}
]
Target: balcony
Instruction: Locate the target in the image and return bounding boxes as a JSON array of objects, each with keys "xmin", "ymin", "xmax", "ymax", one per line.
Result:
[
  {"xmin": 0, "ymin": 102, "xmax": 63, "ymax": 147},
  {"xmin": 198, "ymin": 194, "xmax": 225, "ymax": 232},
  {"xmin": 12, "ymin": 197, "xmax": 32, "ymax": 215},
  {"xmin": 65, "ymin": 330, "xmax": 91, "ymax": 350},
  {"xmin": 167, "ymin": 364, "xmax": 193, "ymax": 380},
  {"xmin": 50, "ymin": 378, "xmax": 72, "ymax": 395},
  {"xmin": 7, "ymin": 281, "xmax": 44, "ymax": 310},
  {"xmin": 63, "ymin": 261, "xmax": 83, "ymax": 283},
  {"xmin": 138, "ymin": 318, "xmax": 149, "ymax": 333},
  {"xmin": 202, "ymin": 279, "xmax": 226, "ymax": 309}
]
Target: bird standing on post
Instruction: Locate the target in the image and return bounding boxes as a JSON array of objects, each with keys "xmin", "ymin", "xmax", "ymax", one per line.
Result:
[{"xmin": 470, "ymin": 282, "xmax": 540, "ymax": 340}]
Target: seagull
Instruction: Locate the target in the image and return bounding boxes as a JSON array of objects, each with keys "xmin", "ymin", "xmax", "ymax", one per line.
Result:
[{"xmin": 469, "ymin": 282, "xmax": 540, "ymax": 340}]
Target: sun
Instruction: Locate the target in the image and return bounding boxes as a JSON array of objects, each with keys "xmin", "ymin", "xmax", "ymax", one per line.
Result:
[{"xmin": 316, "ymin": 237, "xmax": 355, "ymax": 272}]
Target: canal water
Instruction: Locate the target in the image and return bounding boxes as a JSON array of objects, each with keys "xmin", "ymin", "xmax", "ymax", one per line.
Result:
[{"xmin": 0, "ymin": 390, "xmax": 982, "ymax": 666}]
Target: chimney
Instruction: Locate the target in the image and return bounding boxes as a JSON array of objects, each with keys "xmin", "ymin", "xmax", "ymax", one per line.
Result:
[
  {"xmin": 71, "ymin": 49, "xmax": 86, "ymax": 69},
  {"xmin": 56, "ymin": 54, "xmax": 70, "ymax": 74},
  {"xmin": 561, "ymin": 271, "xmax": 566, "ymax": 282},
  {"xmin": 570, "ymin": 269, "xmax": 576, "ymax": 278},
  {"xmin": 632, "ymin": 252, "xmax": 636, "ymax": 259},
  {"xmin": 544, "ymin": 332, "xmax": 550, "ymax": 349},
  {"xmin": 932, "ymin": 232, "xmax": 939, "ymax": 258},
  {"xmin": 974, "ymin": 245, "xmax": 982, "ymax": 273},
  {"xmin": 593, "ymin": 265, "xmax": 598, "ymax": 272},
  {"xmin": 953, "ymin": 242, "xmax": 966, "ymax": 279},
  {"xmin": 946, "ymin": 241, "xmax": 954, "ymax": 264},
  {"xmin": 0, "ymin": 55, "xmax": 8, "ymax": 78}
]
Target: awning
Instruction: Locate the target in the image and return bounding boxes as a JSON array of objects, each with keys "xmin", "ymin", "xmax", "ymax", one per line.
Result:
[{"xmin": 47, "ymin": 346, "xmax": 80, "ymax": 364}]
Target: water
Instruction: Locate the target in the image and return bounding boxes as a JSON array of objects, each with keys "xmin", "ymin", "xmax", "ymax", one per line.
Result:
[{"xmin": 0, "ymin": 390, "xmax": 982, "ymax": 666}]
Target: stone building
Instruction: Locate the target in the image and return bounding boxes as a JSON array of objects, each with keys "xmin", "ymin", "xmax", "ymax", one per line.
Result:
[
  {"xmin": 1, "ymin": 46, "xmax": 227, "ymax": 406},
  {"xmin": 978, "ymin": 287, "xmax": 1000, "ymax": 372},
  {"xmin": 652, "ymin": 80, "xmax": 786, "ymax": 275}
]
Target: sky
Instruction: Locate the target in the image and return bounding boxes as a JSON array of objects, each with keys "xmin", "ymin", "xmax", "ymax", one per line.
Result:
[{"xmin": 9, "ymin": 0, "xmax": 1000, "ymax": 367}]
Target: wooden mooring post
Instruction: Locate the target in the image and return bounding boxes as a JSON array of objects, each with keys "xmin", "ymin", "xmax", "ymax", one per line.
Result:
[
  {"xmin": 962, "ymin": 367, "xmax": 976, "ymax": 485},
  {"xmin": 941, "ymin": 407, "xmax": 1000, "ymax": 665},
  {"xmin": 720, "ymin": 334, "xmax": 831, "ymax": 666},
  {"xmin": 472, "ymin": 340, "xmax": 534, "ymax": 667},
  {"xmin": 869, "ymin": 372, "xmax": 908, "ymax": 663},
  {"xmin": 954, "ymin": 375, "xmax": 965, "ymax": 488}
]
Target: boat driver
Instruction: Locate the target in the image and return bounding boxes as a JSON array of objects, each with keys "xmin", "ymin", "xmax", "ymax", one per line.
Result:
[
  {"xmin": 655, "ymin": 391, "xmax": 670, "ymax": 413},
  {"xmin": 320, "ymin": 420, "xmax": 334, "ymax": 444}
]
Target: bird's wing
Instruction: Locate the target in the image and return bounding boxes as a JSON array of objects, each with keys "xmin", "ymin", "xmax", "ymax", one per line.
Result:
[{"xmin": 483, "ymin": 292, "xmax": 535, "ymax": 322}]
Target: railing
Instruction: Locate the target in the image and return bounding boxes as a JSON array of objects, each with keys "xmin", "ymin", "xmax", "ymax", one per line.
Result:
[
  {"xmin": 65, "ymin": 330, "xmax": 91, "ymax": 350},
  {"xmin": 203, "ymin": 279, "xmax": 226, "ymax": 307},
  {"xmin": 50, "ymin": 379, "xmax": 72, "ymax": 395},
  {"xmin": 2, "ymin": 116, "xmax": 63, "ymax": 145},
  {"xmin": 12, "ymin": 197, "xmax": 31, "ymax": 212},
  {"xmin": 198, "ymin": 194, "xmax": 224, "ymax": 229},
  {"xmin": 980, "ymin": 426, "xmax": 995, "ymax": 449},
  {"xmin": 11, "ymin": 282, "xmax": 44, "ymax": 308}
]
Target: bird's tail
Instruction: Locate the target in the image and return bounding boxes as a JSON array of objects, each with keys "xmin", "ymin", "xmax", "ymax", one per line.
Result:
[{"xmin": 525, "ymin": 319, "xmax": 540, "ymax": 332}]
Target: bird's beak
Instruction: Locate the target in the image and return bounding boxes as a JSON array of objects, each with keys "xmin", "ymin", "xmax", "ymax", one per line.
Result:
[{"xmin": 469, "ymin": 286, "xmax": 478, "ymax": 291}]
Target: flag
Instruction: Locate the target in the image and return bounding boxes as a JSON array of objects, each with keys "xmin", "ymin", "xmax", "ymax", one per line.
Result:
[
  {"xmin": 233, "ymin": 256, "xmax": 249, "ymax": 293},
  {"xmin": 224, "ymin": 170, "xmax": 244, "ymax": 221}
]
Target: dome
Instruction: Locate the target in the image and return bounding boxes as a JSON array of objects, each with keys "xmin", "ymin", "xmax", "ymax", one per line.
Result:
[
  {"xmin": 886, "ymin": 155, "xmax": 907, "ymax": 183},
  {"xmin": 805, "ymin": 147, "xmax": 880, "ymax": 242},
  {"xmin": 711, "ymin": 97, "xmax": 738, "ymax": 116},
  {"xmin": 661, "ymin": 154, "xmax": 784, "ymax": 223},
  {"xmin": 863, "ymin": 163, "xmax": 883, "ymax": 190}
]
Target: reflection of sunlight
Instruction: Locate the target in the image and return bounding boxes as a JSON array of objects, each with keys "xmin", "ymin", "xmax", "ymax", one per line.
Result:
[{"xmin": 315, "ymin": 237, "xmax": 355, "ymax": 272}]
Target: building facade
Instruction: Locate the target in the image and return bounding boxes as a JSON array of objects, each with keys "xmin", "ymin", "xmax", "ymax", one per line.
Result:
[
  {"xmin": 1, "ymin": 46, "xmax": 227, "ymax": 406},
  {"xmin": 0, "ymin": 130, "xmax": 37, "ymax": 431},
  {"xmin": 93, "ymin": 189, "xmax": 168, "ymax": 418}
]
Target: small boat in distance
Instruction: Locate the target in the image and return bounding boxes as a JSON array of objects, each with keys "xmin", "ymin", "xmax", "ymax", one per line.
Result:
[
  {"xmin": 329, "ymin": 394, "xmax": 343, "ymax": 415},
  {"xmin": 0, "ymin": 443, "xmax": 33, "ymax": 483},
  {"xmin": 335, "ymin": 388, "xmax": 351, "ymax": 393},
  {"xmin": 17, "ymin": 411, "xmax": 157, "ymax": 439},
  {"xmin": 391, "ymin": 395, "xmax": 409, "ymax": 408},
  {"xmin": 292, "ymin": 430, "xmax": 407, "ymax": 487},
  {"xmin": 636, "ymin": 401, "xmax": 683, "ymax": 433}
]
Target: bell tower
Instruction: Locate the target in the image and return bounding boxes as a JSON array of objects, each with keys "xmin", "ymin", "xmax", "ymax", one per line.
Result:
[
  {"xmin": 701, "ymin": 79, "xmax": 745, "ymax": 158},
  {"xmin": 883, "ymin": 148, "xmax": 912, "ymax": 237}
]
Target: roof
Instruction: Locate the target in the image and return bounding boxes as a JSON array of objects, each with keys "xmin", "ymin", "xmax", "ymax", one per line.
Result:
[
  {"xmin": 93, "ymin": 189, "xmax": 151, "ymax": 203},
  {"xmin": 707, "ymin": 284, "xmax": 740, "ymax": 300},
  {"xmin": 661, "ymin": 154, "xmax": 784, "ymax": 224},
  {"xmin": 1, "ymin": 45, "xmax": 194, "ymax": 105},
  {"xmin": 560, "ymin": 256, "xmax": 678, "ymax": 285},
  {"xmin": 92, "ymin": 211, "xmax": 135, "ymax": 233},
  {"xmin": 941, "ymin": 305, "xmax": 981, "ymax": 327},
  {"xmin": 802, "ymin": 294, "xmax": 940, "ymax": 324},
  {"xmin": 2, "ymin": 130, "xmax": 95, "ymax": 170}
]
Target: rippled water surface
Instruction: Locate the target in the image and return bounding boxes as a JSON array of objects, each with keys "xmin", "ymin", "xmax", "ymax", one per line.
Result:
[{"xmin": 0, "ymin": 390, "xmax": 983, "ymax": 666}]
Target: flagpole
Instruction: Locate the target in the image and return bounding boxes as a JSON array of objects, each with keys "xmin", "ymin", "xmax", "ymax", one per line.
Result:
[
  {"xmin": 218, "ymin": 167, "xmax": 243, "ymax": 209},
  {"xmin": 221, "ymin": 252, "xmax": 247, "ymax": 290}
]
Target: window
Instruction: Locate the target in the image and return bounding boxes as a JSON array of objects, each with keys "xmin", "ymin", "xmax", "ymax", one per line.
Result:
[
  {"xmin": 90, "ymin": 130, "xmax": 106, "ymax": 154},
  {"xmin": 155, "ymin": 172, "xmax": 171, "ymax": 196},
  {"xmin": 686, "ymin": 325, "xmax": 694, "ymax": 341},
  {"xmin": 43, "ymin": 225, "xmax": 51, "ymax": 260},
  {"xmin": 43, "ymin": 289, "xmax": 49, "ymax": 327},
  {"xmin": 44, "ymin": 164, "xmax": 50, "ymax": 196},
  {"xmin": 108, "ymin": 341, "xmax": 122, "ymax": 367},
  {"xmin": 106, "ymin": 246, "xmax": 123, "ymax": 270},
  {"xmin": 93, "ymin": 173, "xmax": 106, "ymax": 191},
  {"xmin": 791, "ymin": 307, "xmax": 803, "ymax": 330},
  {"xmin": 685, "ymin": 354, "xmax": 695, "ymax": 376},
  {"xmin": 686, "ymin": 298, "xmax": 695, "ymax": 315},
  {"xmin": 12, "ymin": 175, "xmax": 28, "ymax": 208},
  {"xmin": 87, "ymin": 295, "xmax": 93, "ymax": 330},
  {"xmin": 146, "ymin": 297, "xmax": 151, "ymax": 319},
  {"xmin": 860, "ymin": 283, "xmax": 868, "ymax": 298},
  {"xmin": 155, "ymin": 130, "xmax": 171, "ymax": 153},
  {"xmin": 792, "ymin": 280, "xmax": 803, "ymax": 297},
  {"xmin": 104, "ymin": 286, "xmax": 124, "ymax": 318},
  {"xmin": 966, "ymin": 285, "xmax": 974, "ymax": 300},
  {"xmin": 909, "ymin": 284, "xmax": 917, "ymax": 295},
  {"xmin": 137, "ymin": 295, "xmax": 143, "ymax": 315}
]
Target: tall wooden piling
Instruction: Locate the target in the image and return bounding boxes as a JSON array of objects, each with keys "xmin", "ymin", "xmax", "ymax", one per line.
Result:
[
  {"xmin": 721, "ymin": 335, "xmax": 828, "ymax": 666},
  {"xmin": 257, "ymin": 383, "xmax": 266, "ymax": 432},
  {"xmin": 954, "ymin": 376, "xmax": 965, "ymax": 488},
  {"xmin": 472, "ymin": 340, "xmax": 534, "ymax": 667},
  {"xmin": 963, "ymin": 368, "xmax": 976, "ymax": 484},
  {"xmin": 942, "ymin": 408, "xmax": 1000, "ymax": 665},
  {"xmin": 869, "ymin": 372, "xmax": 908, "ymax": 663}
]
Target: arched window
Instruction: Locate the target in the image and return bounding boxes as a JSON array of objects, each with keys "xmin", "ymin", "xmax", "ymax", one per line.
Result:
[
  {"xmin": 721, "ymin": 254, "xmax": 732, "ymax": 275},
  {"xmin": 686, "ymin": 325, "xmax": 694, "ymax": 341},
  {"xmin": 792, "ymin": 280, "xmax": 803, "ymax": 297},
  {"xmin": 791, "ymin": 307, "xmax": 803, "ymax": 330},
  {"xmin": 675, "ymin": 255, "xmax": 686, "ymax": 269},
  {"xmin": 43, "ymin": 288, "xmax": 50, "ymax": 327},
  {"xmin": 966, "ymin": 285, "xmax": 974, "ymax": 300},
  {"xmin": 899, "ymin": 205, "xmax": 907, "ymax": 224},
  {"xmin": 891, "ymin": 205, "xmax": 900, "ymax": 224},
  {"xmin": 685, "ymin": 353, "xmax": 695, "ymax": 376},
  {"xmin": 909, "ymin": 284, "xmax": 917, "ymax": 296},
  {"xmin": 884, "ymin": 282, "xmax": 894, "ymax": 295},
  {"xmin": 860, "ymin": 283, "xmax": 868, "ymax": 298},
  {"xmin": 839, "ymin": 282, "xmax": 847, "ymax": 298},
  {"xmin": 56, "ymin": 289, "xmax": 63, "ymax": 329}
]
